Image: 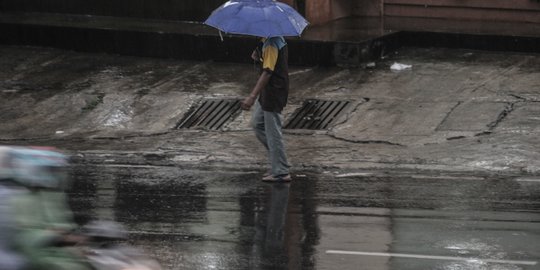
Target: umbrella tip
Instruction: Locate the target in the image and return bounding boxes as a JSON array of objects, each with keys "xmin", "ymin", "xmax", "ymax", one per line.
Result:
[{"xmin": 219, "ymin": 30, "xmax": 224, "ymax": 42}]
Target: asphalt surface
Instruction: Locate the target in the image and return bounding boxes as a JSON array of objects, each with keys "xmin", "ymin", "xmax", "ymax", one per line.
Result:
[
  {"xmin": 68, "ymin": 165, "xmax": 540, "ymax": 270},
  {"xmin": 2, "ymin": 45, "xmax": 540, "ymax": 270}
]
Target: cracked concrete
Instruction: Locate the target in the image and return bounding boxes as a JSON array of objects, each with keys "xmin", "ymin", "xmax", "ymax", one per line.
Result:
[
  {"xmin": 486, "ymin": 102, "xmax": 514, "ymax": 130},
  {"xmin": 1, "ymin": 45, "xmax": 539, "ymax": 175}
]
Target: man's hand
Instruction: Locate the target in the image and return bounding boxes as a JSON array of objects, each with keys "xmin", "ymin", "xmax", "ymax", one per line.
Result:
[
  {"xmin": 251, "ymin": 49, "xmax": 261, "ymax": 62},
  {"xmin": 243, "ymin": 69, "xmax": 271, "ymax": 110},
  {"xmin": 241, "ymin": 95, "xmax": 256, "ymax": 110}
]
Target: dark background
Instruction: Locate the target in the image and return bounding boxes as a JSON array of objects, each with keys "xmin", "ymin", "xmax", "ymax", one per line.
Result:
[{"xmin": 0, "ymin": 0, "xmax": 224, "ymax": 21}]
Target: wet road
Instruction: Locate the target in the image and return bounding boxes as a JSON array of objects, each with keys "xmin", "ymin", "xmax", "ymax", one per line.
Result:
[{"xmin": 68, "ymin": 165, "xmax": 540, "ymax": 270}]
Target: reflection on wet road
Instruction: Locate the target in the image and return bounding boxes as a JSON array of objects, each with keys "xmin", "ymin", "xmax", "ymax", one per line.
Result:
[{"xmin": 68, "ymin": 165, "xmax": 540, "ymax": 269}]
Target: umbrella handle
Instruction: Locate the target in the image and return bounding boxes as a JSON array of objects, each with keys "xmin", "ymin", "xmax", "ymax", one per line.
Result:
[{"xmin": 219, "ymin": 30, "xmax": 224, "ymax": 42}]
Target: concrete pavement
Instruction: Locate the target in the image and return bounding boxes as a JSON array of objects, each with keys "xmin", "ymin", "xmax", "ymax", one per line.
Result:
[
  {"xmin": 2, "ymin": 45, "xmax": 540, "ymax": 269},
  {"xmin": 0, "ymin": 45, "xmax": 539, "ymax": 175}
]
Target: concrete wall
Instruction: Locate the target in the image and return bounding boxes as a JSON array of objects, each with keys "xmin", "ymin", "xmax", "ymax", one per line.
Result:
[
  {"xmin": 2, "ymin": 0, "xmax": 538, "ymax": 25},
  {"xmin": 4, "ymin": 0, "xmax": 538, "ymax": 22},
  {"xmin": 0, "ymin": 0, "xmax": 224, "ymax": 22}
]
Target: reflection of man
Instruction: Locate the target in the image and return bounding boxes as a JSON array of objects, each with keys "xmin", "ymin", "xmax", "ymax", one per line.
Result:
[
  {"xmin": 264, "ymin": 184, "xmax": 290, "ymax": 251},
  {"xmin": 250, "ymin": 184, "xmax": 290, "ymax": 268},
  {"xmin": 241, "ymin": 37, "xmax": 291, "ymax": 182}
]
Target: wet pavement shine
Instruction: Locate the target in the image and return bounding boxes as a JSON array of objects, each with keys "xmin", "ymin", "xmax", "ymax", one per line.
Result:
[
  {"xmin": 68, "ymin": 165, "xmax": 540, "ymax": 270},
  {"xmin": 2, "ymin": 43, "xmax": 540, "ymax": 270}
]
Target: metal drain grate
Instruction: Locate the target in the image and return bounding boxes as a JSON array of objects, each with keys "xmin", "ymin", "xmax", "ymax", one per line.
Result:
[
  {"xmin": 285, "ymin": 99, "xmax": 350, "ymax": 130},
  {"xmin": 176, "ymin": 99, "xmax": 241, "ymax": 130}
]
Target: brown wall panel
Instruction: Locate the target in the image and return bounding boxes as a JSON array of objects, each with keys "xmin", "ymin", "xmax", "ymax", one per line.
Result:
[
  {"xmin": 306, "ymin": 0, "xmax": 333, "ymax": 24},
  {"xmin": 352, "ymin": 0, "xmax": 383, "ymax": 16},
  {"xmin": 383, "ymin": 16, "xmax": 540, "ymax": 37},
  {"xmin": 385, "ymin": 5, "xmax": 540, "ymax": 23},
  {"xmin": 306, "ymin": 0, "xmax": 353, "ymax": 25},
  {"xmin": 384, "ymin": 0, "xmax": 540, "ymax": 10}
]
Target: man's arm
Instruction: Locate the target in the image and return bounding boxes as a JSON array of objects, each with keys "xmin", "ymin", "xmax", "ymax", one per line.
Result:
[
  {"xmin": 251, "ymin": 48, "xmax": 262, "ymax": 62},
  {"xmin": 242, "ymin": 41, "xmax": 279, "ymax": 110},
  {"xmin": 241, "ymin": 71, "xmax": 271, "ymax": 110}
]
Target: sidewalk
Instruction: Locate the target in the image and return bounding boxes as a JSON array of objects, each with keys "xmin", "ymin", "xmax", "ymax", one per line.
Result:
[{"xmin": 0, "ymin": 45, "xmax": 539, "ymax": 175}]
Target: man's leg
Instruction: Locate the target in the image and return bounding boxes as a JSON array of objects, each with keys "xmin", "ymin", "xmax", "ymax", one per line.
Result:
[
  {"xmin": 263, "ymin": 110, "xmax": 290, "ymax": 177},
  {"xmin": 251, "ymin": 101, "xmax": 269, "ymax": 150}
]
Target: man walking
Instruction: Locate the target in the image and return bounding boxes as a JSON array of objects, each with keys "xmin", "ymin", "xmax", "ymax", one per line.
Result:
[{"xmin": 241, "ymin": 36, "xmax": 291, "ymax": 182}]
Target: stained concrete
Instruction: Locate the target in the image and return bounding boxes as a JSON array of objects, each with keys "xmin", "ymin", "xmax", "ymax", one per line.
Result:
[
  {"xmin": 2, "ymin": 44, "xmax": 540, "ymax": 270},
  {"xmin": 437, "ymin": 101, "xmax": 509, "ymax": 131},
  {"xmin": 1, "ymin": 45, "xmax": 539, "ymax": 175}
]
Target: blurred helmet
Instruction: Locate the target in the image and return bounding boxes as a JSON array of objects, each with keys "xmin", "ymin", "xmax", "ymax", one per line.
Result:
[{"xmin": 0, "ymin": 146, "xmax": 68, "ymax": 189}]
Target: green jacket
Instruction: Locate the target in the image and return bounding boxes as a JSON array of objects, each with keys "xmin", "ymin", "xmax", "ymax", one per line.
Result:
[{"xmin": 12, "ymin": 189, "xmax": 91, "ymax": 270}]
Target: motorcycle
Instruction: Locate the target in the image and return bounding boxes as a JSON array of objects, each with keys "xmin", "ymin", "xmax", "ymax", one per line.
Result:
[
  {"xmin": 80, "ymin": 221, "xmax": 162, "ymax": 270},
  {"xmin": 0, "ymin": 146, "xmax": 161, "ymax": 270}
]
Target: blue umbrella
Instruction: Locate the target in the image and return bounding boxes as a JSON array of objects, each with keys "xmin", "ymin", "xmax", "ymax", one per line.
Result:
[{"xmin": 205, "ymin": 0, "xmax": 309, "ymax": 38}]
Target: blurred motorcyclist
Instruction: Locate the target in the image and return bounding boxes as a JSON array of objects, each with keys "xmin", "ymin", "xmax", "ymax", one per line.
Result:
[
  {"xmin": 0, "ymin": 147, "xmax": 27, "ymax": 270},
  {"xmin": 0, "ymin": 146, "xmax": 92, "ymax": 270}
]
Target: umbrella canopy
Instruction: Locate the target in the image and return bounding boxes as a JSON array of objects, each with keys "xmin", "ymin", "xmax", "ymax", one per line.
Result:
[{"xmin": 205, "ymin": 0, "xmax": 309, "ymax": 38}]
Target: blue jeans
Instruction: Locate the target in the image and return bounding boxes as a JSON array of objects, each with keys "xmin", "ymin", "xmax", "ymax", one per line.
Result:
[{"xmin": 252, "ymin": 101, "xmax": 290, "ymax": 176}]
